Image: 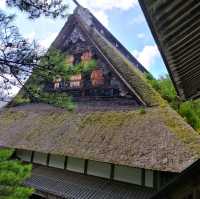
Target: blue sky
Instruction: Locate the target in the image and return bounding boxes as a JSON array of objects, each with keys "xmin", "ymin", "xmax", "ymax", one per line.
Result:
[{"xmin": 0, "ymin": 0, "xmax": 168, "ymax": 78}]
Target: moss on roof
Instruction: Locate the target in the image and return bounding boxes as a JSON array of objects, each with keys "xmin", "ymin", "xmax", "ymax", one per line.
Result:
[
  {"xmin": 0, "ymin": 103, "xmax": 199, "ymax": 172},
  {"xmin": 10, "ymin": 8, "xmax": 165, "ymax": 109},
  {"xmin": 74, "ymin": 15, "xmax": 165, "ymax": 107},
  {"xmin": 2, "ymin": 8, "xmax": 200, "ymax": 174}
]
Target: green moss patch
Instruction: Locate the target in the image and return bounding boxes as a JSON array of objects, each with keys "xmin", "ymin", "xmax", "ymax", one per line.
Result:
[
  {"xmin": 92, "ymin": 30, "xmax": 166, "ymax": 107},
  {"xmin": 0, "ymin": 104, "xmax": 200, "ymax": 172},
  {"xmin": 0, "ymin": 110, "xmax": 27, "ymax": 126},
  {"xmin": 161, "ymin": 107, "xmax": 200, "ymax": 155}
]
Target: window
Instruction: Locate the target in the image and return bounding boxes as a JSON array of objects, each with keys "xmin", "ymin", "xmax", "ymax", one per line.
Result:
[
  {"xmin": 69, "ymin": 74, "xmax": 82, "ymax": 88},
  {"xmin": 49, "ymin": 154, "xmax": 65, "ymax": 169},
  {"xmin": 91, "ymin": 69, "xmax": 104, "ymax": 86},
  {"xmin": 67, "ymin": 157, "xmax": 85, "ymax": 173},
  {"xmin": 145, "ymin": 170, "xmax": 154, "ymax": 188},
  {"xmin": 114, "ymin": 165, "xmax": 142, "ymax": 185},
  {"xmin": 81, "ymin": 51, "xmax": 92, "ymax": 61},
  {"xmin": 87, "ymin": 160, "xmax": 111, "ymax": 179},
  {"xmin": 16, "ymin": 150, "xmax": 32, "ymax": 162},
  {"xmin": 33, "ymin": 152, "xmax": 47, "ymax": 165},
  {"xmin": 66, "ymin": 55, "xmax": 74, "ymax": 65},
  {"xmin": 53, "ymin": 76, "xmax": 61, "ymax": 90}
]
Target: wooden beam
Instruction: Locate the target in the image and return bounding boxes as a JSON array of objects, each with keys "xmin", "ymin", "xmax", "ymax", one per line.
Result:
[
  {"xmin": 64, "ymin": 156, "xmax": 68, "ymax": 170},
  {"xmin": 84, "ymin": 160, "xmax": 88, "ymax": 174},
  {"xmin": 31, "ymin": 151, "xmax": 34, "ymax": 163},
  {"xmin": 46, "ymin": 154, "xmax": 50, "ymax": 166},
  {"xmin": 141, "ymin": 169, "xmax": 145, "ymax": 186},
  {"xmin": 73, "ymin": 0, "xmax": 81, "ymax": 6},
  {"xmin": 110, "ymin": 164, "xmax": 115, "ymax": 180}
]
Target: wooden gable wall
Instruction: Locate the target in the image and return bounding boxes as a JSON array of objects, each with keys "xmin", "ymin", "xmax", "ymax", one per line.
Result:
[{"xmin": 47, "ymin": 20, "xmax": 143, "ymax": 107}]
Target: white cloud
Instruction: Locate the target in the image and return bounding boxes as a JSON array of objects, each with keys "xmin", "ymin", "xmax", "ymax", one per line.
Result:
[
  {"xmin": 76, "ymin": 0, "xmax": 139, "ymax": 28},
  {"xmin": 24, "ymin": 32, "xmax": 36, "ymax": 42},
  {"xmin": 0, "ymin": 0, "xmax": 6, "ymax": 10},
  {"xmin": 131, "ymin": 14, "xmax": 145, "ymax": 24},
  {"xmin": 132, "ymin": 45, "xmax": 160, "ymax": 69},
  {"xmin": 39, "ymin": 32, "xmax": 58, "ymax": 49},
  {"xmin": 79, "ymin": 0, "xmax": 138, "ymax": 11},
  {"xmin": 137, "ymin": 33, "xmax": 145, "ymax": 39}
]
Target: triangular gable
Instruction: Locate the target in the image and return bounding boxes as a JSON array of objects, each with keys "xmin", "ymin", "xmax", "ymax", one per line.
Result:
[
  {"xmin": 50, "ymin": 6, "xmax": 162, "ymax": 107},
  {"xmin": 48, "ymin": 14, "xmax": 145, "ymax": 105},
  {"xmin": 2, "ymin": 6, "xmax": 200, "ymax": 174},
  {"xmin": 11, "ymin": 5, "xmax": 163, "ymax": 108}
]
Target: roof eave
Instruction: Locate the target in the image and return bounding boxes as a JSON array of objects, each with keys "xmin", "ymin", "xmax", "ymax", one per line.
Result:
[{"xmin": 138, "ymin": 0, "xmax": 184, "ymax": 100}]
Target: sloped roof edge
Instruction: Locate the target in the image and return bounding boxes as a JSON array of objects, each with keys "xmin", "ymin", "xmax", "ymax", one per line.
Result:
[
  {"xmin": 0, "ymin": 103, "xmax": 200, "ymax": 173},
  {"xmin": 138, "ymin": 0, "xmax": 200, "ymax": 100},
  {"xmin": 74, "ymin": 13, "xmax": 164, "ymax": 106}
]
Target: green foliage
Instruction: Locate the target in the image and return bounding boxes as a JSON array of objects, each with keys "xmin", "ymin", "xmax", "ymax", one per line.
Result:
[
  {"xmin": 39, "ymin": 92, "xmax": 75, "ymax": 111},
  {"xmin": 33, "ymin": 48, "xmax": 70, "ymax": 83},
  {"xmin": 146, "ymin": 73, "xmax": 200, "ymax": 131},
  {"xmin": 146, "ymin": 73, "xmax": 177, "ymax": 103},
  {"xmin": 0, "ymin": 149, "xmax": 33, "ymax": 199},
  {"xmin": 37, "ymin": 48, "xmax": 97, "ymax": 82},
  {"xmin": 17, "ymin": 48, "xmax": 97, "ymax": 110},
  {"xmin": 12, "ymin": 95, "xmax": 30, "ymax": 107},
  {"xmin": 75, "ymin": 59, "xmax": 97, "ymax": 73},
  {"xmin": 179, "ymin": 101, "xmax": 200, "ymax": 130},
  {"xmin": 139, "ymin": 107, "xmax": 146, "ymax": 114},
  {"xmin": 0, "ymin": 149, "xmax": 14, "ymax": 162}
]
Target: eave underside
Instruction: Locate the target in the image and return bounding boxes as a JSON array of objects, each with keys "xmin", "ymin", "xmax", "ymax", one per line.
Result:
[
  {"xmin": 25, "ymin": 165, "xmax": 155, "ymax": 199},
  {"xmin": 139, "ymin": 0, "xmax": 200, "ymax": 100}
]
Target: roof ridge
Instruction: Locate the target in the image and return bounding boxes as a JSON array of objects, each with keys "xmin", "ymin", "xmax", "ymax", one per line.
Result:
[
  {"xmin": 74, "ymin": 13, "xmax": 164, "ymax": 106},
  {"xmin": 74, "ymin": 6, "xmax": 148, "ymax": 73}
]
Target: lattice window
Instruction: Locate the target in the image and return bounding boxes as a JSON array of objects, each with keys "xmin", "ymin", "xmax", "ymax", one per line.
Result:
[
  {"xmin": 66, "ymin": 55, "xmax": 75, "ymax": 65},
  {"xmin": 69, "ymin": 74, "xmax": 82, "ymax": 88},
  {"xmin": 114, "ymin": 166, "xmax": 142, "ymax": 185},
  {"xmin": 49, "ymin": 154, "xmax": 65, "ymax": 169},
  {"xmin": 33, "ymin": 152, "xmax": 47, "ymax": 165},
  {"xmin": 145, "ymin": 170, "xmax": 154, "ymax": 188},
  {"xmin": 81, "ymin": 51, "xmax": 92, "ymax": 62},
  {"xmin": 67, "ymin": 157, "xmax": 85, "ymax": 173},
  {"xmin": 91, "ymin": 69, "xmax": 104, "ymax": 87},
  {"xmin": 87, "ymin": 160, "xmax": 111, "ymax": 179},
  {"xmin": 16, "ymin": 150, "xmax": 32, "ymax": 162}
]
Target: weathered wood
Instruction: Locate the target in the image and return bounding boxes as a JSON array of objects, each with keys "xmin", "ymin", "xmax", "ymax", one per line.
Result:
[{"xmin": 139, "ymin": 0, "xmax": 200, "ymax": 99}]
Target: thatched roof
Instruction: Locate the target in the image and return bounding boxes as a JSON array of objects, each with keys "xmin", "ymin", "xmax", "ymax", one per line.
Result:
[
  {"xmin": 138, "ymin": 0, "xmax": 200, "ymax": 100},
  {"xmin": 1, "ymin": 103, "xmax": 200, "ymax": 173},
  {"xmin": 51, "ymin": 6, "xmax": 163, "ymax": 107},
  {"xmin": 1, "ymin": 6, "xmax": 200, "ymax": 174}
]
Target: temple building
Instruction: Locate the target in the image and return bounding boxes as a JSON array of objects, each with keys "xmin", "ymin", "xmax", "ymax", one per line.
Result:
[{"xmin": 1, "ymin": 4, "xmax": 200, "ymax": 199}]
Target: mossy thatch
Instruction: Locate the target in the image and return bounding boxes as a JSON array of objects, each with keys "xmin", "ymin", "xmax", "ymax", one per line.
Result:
[
  {"xmin": 0, "ymin": 103, "xmax": 199, "ymax": 173},
  {"xmin": 2, "ymin": 6, "xmax": 200, "ymax": 174},
  {"xmin": 76, "ymin": 15, "xmax": 166, "ymax": 107},
  {"xmin": 11, "ymin": 6, "xmax": 165, "ymax": 108}
]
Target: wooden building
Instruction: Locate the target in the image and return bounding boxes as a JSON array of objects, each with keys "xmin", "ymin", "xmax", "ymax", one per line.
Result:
[
  {"xmin": 0, "ymin": 4, "xmax": 200, "ymax": 199},
  {"xmin": 138, "ymin": 0, "xmax": 200, "ymax": 100},
  {"xmin": 152, "ymin": 159, "xmax": 200, "ymax": 199}
]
